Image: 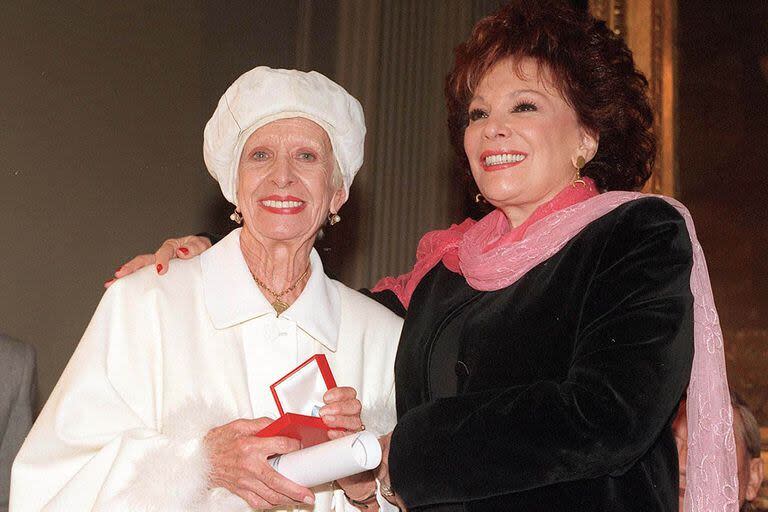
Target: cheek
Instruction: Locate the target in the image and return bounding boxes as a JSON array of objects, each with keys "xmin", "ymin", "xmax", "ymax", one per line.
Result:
[
  {"xmin": 463, "ymin": 125, "xmax": 481, "ymax": 155},
  {"xmin": 237, "ymin": 172, "xmax": 262, "ymax": 201}
]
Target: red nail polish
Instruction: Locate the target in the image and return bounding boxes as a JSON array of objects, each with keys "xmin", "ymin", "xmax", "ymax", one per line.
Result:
[
  {"xmin": 116, "ymin": 266, "xmax": 123, "ymax": 272},
  {"xmin": 156, "ymin": 264, "xmax": 163, "ymax": 273},
  {"xmin": 104, "ymin": 279, "xmax": 114, "ymax": 286},
  {"xmin": 179, "ymin": 247, "xmax": 189, "ymax": 255}
]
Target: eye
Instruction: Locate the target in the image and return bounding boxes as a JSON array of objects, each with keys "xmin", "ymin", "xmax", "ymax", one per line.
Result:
[
  {"xmin": 468, "ymin": 108, "xmax": 488, "ymax": 122},
  {"xmin": 252, "ymin": 150, "xmax": 270, "ymax": 160},
  {"xmin": 512, "ymin": 101, "xmax": 537, "ymax": 113},
  {"xmin": 297, "ymin": 151, "xmax": 317, "ymax": 162}
]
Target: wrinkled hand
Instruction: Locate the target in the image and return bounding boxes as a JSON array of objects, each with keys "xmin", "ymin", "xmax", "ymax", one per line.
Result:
[
  {"xmin": 377, "ymin": 432, "xmax": 408, "ymax": 511},
  {"xmin": 319, "ymin": 387, "xmax": 376, "ymax": 501},
  {"xmin": 105, "ymin": 235, "xmax": 212, "ymax": 287},
  {"xmin": 319, "ymin": 386, "xmax": 363, "ymax": 437},
  {"xmin": 204, "ymin": 417, "xmax": 315, "ymax": 508}
]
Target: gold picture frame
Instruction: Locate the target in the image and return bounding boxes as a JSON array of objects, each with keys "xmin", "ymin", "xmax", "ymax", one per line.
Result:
[{"xmin": 589, "ymin": 0, "xmax": 677, "ymax": 196}]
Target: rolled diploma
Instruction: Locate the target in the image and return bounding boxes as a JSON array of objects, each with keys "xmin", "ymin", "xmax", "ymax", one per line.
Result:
[{"xmin": 268, "ymin": 431, "xmax": 382, "ymax": 488}]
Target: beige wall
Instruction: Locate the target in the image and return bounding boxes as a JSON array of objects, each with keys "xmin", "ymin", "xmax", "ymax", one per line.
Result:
[
  {"xmin": 0, "ymin": 0, "xmax": 326, "ymax": 404},
  {"xmin": 1, "ymin": 0, "xmax": 503, "ymax": 407}
]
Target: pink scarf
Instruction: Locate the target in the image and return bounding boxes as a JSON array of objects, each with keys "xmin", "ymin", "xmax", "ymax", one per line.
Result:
[{"xmin": 373, "ymin": 179, "xmax": 738, "ymax": 511}]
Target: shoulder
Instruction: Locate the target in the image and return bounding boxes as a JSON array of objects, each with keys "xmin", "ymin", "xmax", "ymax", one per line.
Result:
[
  {"xmin": 0, "ymin": 335, "xmax": 35, "ymax": 370},
  {"xmin": 105, "ymin": 256, "xmax": 203, "ymax": 301},
  {"xmin": 609, "ymin": 196, "xmax": 686, "ymax": 226},
  {"xmin": 584, "ymin": 196, "xmax": 693, "ymax": 274},
  {"xmin": 333, "ymin": 280, "xmax": 404, "ymax": 331},
  {"xmin": 587, "ymin": 196, "xmax": 691, "ymax": 250}
]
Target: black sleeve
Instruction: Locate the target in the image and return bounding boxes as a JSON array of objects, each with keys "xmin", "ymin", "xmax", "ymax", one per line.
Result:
[
  {"xmin": 388, "ymin": 199, "xmax": 694, "ymax": 507},
  {"xmin": 359, "ymin": 288, "xmax": 407, "ymax": 318}
]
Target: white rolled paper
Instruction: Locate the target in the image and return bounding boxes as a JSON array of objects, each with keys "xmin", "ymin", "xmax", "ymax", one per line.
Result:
[{"xmin": 268, "ymin": 431, "xmax": 382, "ymax": 488}]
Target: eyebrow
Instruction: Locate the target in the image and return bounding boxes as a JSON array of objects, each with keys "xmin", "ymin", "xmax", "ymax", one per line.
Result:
[{"xmin": 470, "ymin": 88, "xmax": 549, "ymax": 104}]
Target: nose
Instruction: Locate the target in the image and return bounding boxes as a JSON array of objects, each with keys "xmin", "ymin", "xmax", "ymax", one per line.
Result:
[
  {"xmin": 269, "ymin": 156, "xmax": 296, "ymax": 189},
  {"xmin": 482, "ymin": 113, "xmax": 509, "ymax": 140}
]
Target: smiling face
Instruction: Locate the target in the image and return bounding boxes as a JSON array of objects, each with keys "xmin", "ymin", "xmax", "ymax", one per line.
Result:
[
  {"xmin": 236, "ymin": 117, "xmax": 345, "ymax": 246},
  {"xmin": 463, "ymin": 57, "xmax": 597, "ymax": 226}
]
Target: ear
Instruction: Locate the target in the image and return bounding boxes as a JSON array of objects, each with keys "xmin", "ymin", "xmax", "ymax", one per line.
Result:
[
  {"xmin": 329, "ymin": 186, "xmax": 347, "ymax": 215},
  {"xmin": 579, "ymin": 127, "xmax": 599, "ymax": 162},
  {"xmin": 745, "ymin": 457, "xmax": 764, "ymax": 501}
]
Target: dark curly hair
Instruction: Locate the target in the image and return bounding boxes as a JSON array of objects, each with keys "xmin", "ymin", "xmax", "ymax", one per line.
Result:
[{"xmin": 446, "ymin": 0, "xmax": 655, "ymax": 192}]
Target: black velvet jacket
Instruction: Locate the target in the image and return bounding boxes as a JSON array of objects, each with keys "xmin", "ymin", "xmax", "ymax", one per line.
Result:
[{"xmin": 373, "ymin": 198, "xmax": 694, "ymax": 512}]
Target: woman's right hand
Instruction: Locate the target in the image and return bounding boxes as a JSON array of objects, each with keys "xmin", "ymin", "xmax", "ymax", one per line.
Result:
[
  {"xmin": 105, "ymin": 235, "xmax": 211, "ymax": 288},
  {"xmin": 204, "ymin": 417, "xmax": 315, "ymax": 508}
]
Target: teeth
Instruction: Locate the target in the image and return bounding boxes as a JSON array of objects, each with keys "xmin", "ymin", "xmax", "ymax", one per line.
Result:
[
  {"xmin": 261, "ymin": 200, "xmax": 303, "ymax": 208},
  {"xmin": 484, "ymin": 153, "xmax": 526, "ymax": 166}
]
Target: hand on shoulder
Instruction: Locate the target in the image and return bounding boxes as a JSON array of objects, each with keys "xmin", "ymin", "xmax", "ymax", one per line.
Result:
[{"xmin": 105, "ymin": 235, "xmax": 212, "ymax": 288}]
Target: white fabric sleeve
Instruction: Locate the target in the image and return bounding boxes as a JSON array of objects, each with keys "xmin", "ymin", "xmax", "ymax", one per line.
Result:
[
  {"xmin": 375, "ymin": 479, "xmax": 401, "ymax": 512},
  {"xmin": 9, "ymin": 280, "xmax": 229, "ymax": 512},
  {"xmin": 334, "ymin": 480, "xmax": 400, "ymax": 512}
]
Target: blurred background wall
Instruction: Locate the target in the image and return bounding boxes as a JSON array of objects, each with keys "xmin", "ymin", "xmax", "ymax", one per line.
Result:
[
  {"xmin": 0, "ymin": 0, "xmax": 505, "ymax": 411},
  {"xmin": 1, "ymin": 0, "xmax": 765, "ymax": 469}
]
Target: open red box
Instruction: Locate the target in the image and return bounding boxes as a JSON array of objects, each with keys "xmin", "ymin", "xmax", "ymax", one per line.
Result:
[{"xmin": 255, "ymin": 354, "xmax": 337, "ymax": 447}]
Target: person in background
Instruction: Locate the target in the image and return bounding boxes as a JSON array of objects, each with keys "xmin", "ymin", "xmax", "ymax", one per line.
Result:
[
  {"xmin": 11, "ymin": 67, "xmax": 402, "ymax": 511},
  {"xmin": 673, "ymin": 392, "xmax": 765, "ymax": 512},
  {"xmin": 0, "ymin": 334, "xmax": 36, "ymax": 512}
]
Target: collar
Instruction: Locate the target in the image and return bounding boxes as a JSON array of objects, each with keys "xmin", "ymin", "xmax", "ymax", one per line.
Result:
[{"xmin": 200, "ymin": 228, "xmax": 341, "ymax": 351}]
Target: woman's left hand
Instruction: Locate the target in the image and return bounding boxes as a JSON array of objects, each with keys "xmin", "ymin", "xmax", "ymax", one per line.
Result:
[
  {"xmin": 319, "ymin": 386, "xmax": 363, "ymax": 436},
  {"xmin": 320, "ymin": 387, "xmax": 380, "ymax": 507}
]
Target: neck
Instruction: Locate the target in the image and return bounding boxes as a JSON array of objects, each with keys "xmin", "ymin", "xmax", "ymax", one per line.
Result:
[
  {"xmin": 500, "ymin": 185, "xmax": 567, "ymax": 228},
  {"xmin": 239, "ymin": 229, "xmax": 315, "ymax": 305},
  {"xmin": 499, "ymin": 178, "xmax": 597, "ymax": 229}
]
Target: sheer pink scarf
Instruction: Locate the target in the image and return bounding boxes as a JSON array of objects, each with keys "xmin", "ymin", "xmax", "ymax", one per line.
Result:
[{"xmin": 373, "ymin": 181, "xmax": 738, "ymax": 511}]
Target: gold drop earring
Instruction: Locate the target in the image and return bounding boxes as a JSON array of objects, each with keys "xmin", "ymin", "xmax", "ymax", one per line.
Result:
[{"xmin": 572, "ymin": 155, "xmax": 586, "ymax": 187}]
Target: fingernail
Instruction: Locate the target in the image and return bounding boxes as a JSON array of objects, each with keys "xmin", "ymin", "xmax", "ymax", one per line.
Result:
[
  {"xmin": 303, "ymin": 496, "xmax": 314, "ymax": 505},
  {"xmin": 116, "ymin": 266, "xmax": 123, "ymax": 273},
  {"xmin": 104, "ymin": 279, "xmax": 114, "ymax": 286},
  {"xmin": 179, "ymin": 247, "xmax": 189, "ymax": 255},
  {"xmin": 156, "ymin": 264, "xmax": 163, "ymax": 273}
]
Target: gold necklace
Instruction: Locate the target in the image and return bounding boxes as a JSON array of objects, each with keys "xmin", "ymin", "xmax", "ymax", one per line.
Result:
[{"xmin": 252, "ymin": 264, "xmax": 310, "ymax": 315}]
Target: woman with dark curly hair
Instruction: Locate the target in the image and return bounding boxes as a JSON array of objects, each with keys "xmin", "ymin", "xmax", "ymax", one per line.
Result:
[
  {"xmin": 112, "ymin": 1, "xmax": 736, "ymax": 510},
  {"xmin": 366, "ymin": 3, "xmax": 736, "ymax": 510}
]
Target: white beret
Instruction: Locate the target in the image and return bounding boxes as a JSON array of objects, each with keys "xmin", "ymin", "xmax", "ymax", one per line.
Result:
[{"xmin": 203, "ymin": 66, "xmax": 366, "ymax": 206}]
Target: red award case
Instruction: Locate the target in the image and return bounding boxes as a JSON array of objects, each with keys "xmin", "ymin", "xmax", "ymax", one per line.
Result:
[{"xmin": 255, "ymin": 354, "xmax": 337, "ymax": 447}]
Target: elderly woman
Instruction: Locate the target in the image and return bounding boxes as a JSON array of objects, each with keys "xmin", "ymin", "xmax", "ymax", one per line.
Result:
[
  {"xmin": 10, "ymin": 67, "xmax": 403, "ymax": 511},
  {"xmin": 110, "ymin": 2, "xmax": 737, "ymax": 511}
]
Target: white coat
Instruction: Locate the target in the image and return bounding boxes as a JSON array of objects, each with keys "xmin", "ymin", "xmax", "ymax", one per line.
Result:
[{"xmin": 10, "ymin": 230, "xmax": 403, "ymax": 512}]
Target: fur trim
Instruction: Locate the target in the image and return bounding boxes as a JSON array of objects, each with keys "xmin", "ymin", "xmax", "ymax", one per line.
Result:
[
  {"xmin": 360, "ymin": 394, "xmax": 397, "ymax": 438},
  {"xmin": 116, "ymin": 399, "xmax": 240, "ymax": 512}
]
